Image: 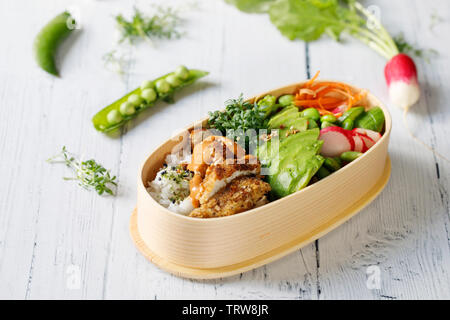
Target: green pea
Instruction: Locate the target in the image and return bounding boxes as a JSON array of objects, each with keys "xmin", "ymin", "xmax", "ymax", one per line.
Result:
[
  {"xmin": 128, "ymin": 94, "xmax": 143, "ymax": 107},
  {"xmin": 302, "ymin": 108, "xmax": 320, "ymax": 122},
  {"xmin": 340, "ymin": 151, "xmax": 363, "ymax": 162},
  {"xmin": 166, "ymin": 74, "xmax": 182, "ymax": 87},
  {"xmin": 321, "ymin": 121, "xmax": 336, "ymax": 129},
  {"xmin": 33, "ymin": 11, "xmax": 76, "ymax": 76},
  {"xmin": 323, "ymin": 157, "xmax": 341, "ymax": 172},
  {"xmin": 317, "ymin": 166, "xmax": 331, "ymax": 179},
  {"xmin": 174, "ymin": 65, "xmax": 189, "ymax": 80},
  {"xmin": 342, "ymin": 118, "xmax": 354, "ymax": 130},
  {"xmin": 278, "ymin": 94, "xmax": 294, "ymax": 107},
  {"xmin": 140, "ymin": 80, "xmax": 154, "ymax": 91},
  {"xmin": 320, "ymin": 114, "xmax": 337, "ymax": 123},
  {"xmin": 308, "ymin": 119, "xmax": 319, "ymax": 129},
  {"xmin": 119, "ymin": 102, "xmax": 136, "ymax": 116},
  {"xmin": 155, "ymin": 79, "xmax": 171, "ymax": 94},
  {"xmin": 141, "ymin": 88, "xmax": 157, "ymax": 103},
  {"xmin": 107, "ymin": 110, "xmax": 123, "ymax": 124}
]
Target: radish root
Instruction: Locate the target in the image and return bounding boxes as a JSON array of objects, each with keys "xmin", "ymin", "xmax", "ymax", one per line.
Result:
[{"xmin": 403, "ymin": 108, "xmax": 450, "ymax": 164}]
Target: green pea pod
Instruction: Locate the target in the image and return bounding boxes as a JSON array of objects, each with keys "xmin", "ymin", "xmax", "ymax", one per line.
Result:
[
  {"xmin": 354, "ymin": 107, "xmax": 385, "ymax": 132},
  {"xmin": 323, "ymin": 157, "xmax": 341, "ymax": 172},
  {"xmin": 92, "ymin": 68, "xmax": 209, "ymax": 133},
  {"xmin": 257, "ymin": 95, "xmax": 278, "ymax": 118},
  {"xmin": 34, "ymin": 11, "xmax": 75, "ymax": 76},
  {"xmin": 340, "ymin": 151, "xmax": 363, "ymax": 162},
  {"xmin": 341, "ymin": 118, "xmax": 354, "ymax": 130},
  {"xmin": 338, "ymin": 106, "xmax": 365, "ymax": 125}
]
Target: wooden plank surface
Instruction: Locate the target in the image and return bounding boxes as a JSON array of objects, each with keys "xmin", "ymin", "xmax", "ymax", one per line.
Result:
[{"xmin": 0, "ymin": 0, "xmax": 448, "ymax": 299}]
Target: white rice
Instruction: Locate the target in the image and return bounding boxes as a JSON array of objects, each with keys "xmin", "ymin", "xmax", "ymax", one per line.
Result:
[{"xmin": 147, "ymin": 154, "xmax": 194, "ymax": 215}]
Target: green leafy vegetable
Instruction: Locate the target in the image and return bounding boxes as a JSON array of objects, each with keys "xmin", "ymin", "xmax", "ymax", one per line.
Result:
[
  {"xmin": 227, "ymin": 0, "xmax": 436, "ymax": 63},
  {"xmin": 47, "ymin": 146, "xmax": 117, "ymax": 196},
  {"xmin": 227, "ymin": 0, "xmax": 401, "ymax": 60},
  {"xmin": 115, "ymin": 6, "xmax": 183, "ymax": 44},
  {"xmin": 225, "ymin": 0, "xmax": 275, "ymax": 13}
]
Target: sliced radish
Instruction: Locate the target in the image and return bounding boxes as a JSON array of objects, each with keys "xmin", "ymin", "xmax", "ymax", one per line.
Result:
[
  {"xmin": 331, "ymin": 104, "xmax": 347, "ymax": 116},
  {"xmin": 352, "ymin": 134, "xmax": 364, "ymax": 152},
  {"xmin": 358, "ymin": 133, "xmax": 375, "ymax": 150},
  {"xmin": 353, "ymin": 128, "xmax": 382, "ymax": 143},
  {"xmin": 319, "ymin": 127, "xmax": 354, "ymax": 157}
]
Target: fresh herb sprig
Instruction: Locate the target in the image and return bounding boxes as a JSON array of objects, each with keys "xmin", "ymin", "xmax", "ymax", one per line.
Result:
[
  {"xmin": 115, "ymin": 6, "xmax": 183, "ymax": 44},
  {"xmin": 208, "ymin": 94, "xmax": 269, "ymax": 151},
  {"xmin": 102, "ymin": 49, "xmax": 130, "ymax": 77},
  {"xmin": 47, "ymin": 146, "xmax": 117, "ymax": 196}
]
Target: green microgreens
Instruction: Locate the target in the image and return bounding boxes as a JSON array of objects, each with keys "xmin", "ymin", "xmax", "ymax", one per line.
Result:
[
  {"xmin": 208, "ymin": 94, "xmax": 269, "ymax": 151},
  {"xmin": 47, "ymin": 146, "xmax": 117, "ymax": 196}
]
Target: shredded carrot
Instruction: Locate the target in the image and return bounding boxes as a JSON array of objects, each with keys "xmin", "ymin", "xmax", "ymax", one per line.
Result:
[
  {"xmin": 298, "ymin": 88, "xmax": 317, "ymax": 98},
  {"xmin": 294, "ymin": 71, "xmax": 366, "ymax": 115},
  {"xmin": 305, "ymin": 71, "xmax": 320, "ymax": 88},
  {"xmin": 318, "ymin": 109, "xmax": 334, "ymax": 116},
  {"xmin": 295, "ymin": 97, "xmax": 342, "ymax": 107}
]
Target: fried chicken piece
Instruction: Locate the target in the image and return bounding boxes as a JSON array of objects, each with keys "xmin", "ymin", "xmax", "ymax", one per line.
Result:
[
  {"xmin": 197, "ymin": 160, "xmax": 260, "ymax": 205},
  {"xmin": 189, "ymin": 176, "xmax": 271, "ymax": 218}
]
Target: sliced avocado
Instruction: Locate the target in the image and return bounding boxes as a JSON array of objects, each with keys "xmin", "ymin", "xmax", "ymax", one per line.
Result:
[
  {"xmin": 268, "ymin": 107, "xmax": 299, "ymax": 128},
  {"xmin": 270, "ymin": 140, "xmax": 323, "ymax": 197},
  {"xmin": 289, "ymin": 153, "xmax": 324, "ymax": 193},
  {"xmin": 265, "ymin": 129, "xmax": 324, "ymax": 198},
  {"xmin": 279, "ymin": 117, "xmax": 308, "ymax": 136},
  {"xmin": 279, "ymin": 128, "xmax": 320, "ymax": 147}
]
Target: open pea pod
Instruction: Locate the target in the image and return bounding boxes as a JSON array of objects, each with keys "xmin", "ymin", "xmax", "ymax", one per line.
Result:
[{"xmin": 92, "ymin": 68, "xmax": 209, "ymax": 132}]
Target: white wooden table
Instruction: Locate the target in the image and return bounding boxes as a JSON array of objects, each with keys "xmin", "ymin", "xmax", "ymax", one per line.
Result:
[{"xmin": 0, "ymin": 0, "xmax": 449, "ymax": 300}]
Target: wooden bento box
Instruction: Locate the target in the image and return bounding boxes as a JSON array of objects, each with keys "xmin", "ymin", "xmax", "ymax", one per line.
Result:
[{"xmin": 130, "ymin": 80, "xmax": 392, "ymax": 279}]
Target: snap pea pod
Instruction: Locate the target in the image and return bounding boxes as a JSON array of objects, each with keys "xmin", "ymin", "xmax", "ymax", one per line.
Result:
[
  {"xmin": 354, "ymin": 107, "xmax": 385, "ymax": 132},
  {"xmin": 341, "ymin": 118, "xmax": 354, "ymax": 130},
  {"xmin": 338, "ymin": 106, "xmax": 365, "ymax": 125},
  {"xmin": 33, "ymin": 11, "xmax": 76, "ymax": 76},
  {"xmin": 92, "ymin": 68, "xmax": 209, "ymax": 132}
]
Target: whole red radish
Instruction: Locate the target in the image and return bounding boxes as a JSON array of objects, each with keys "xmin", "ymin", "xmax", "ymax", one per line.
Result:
[{"xmin": 384, "ymin": 53, "xmax": 420, "ymax": 110}]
